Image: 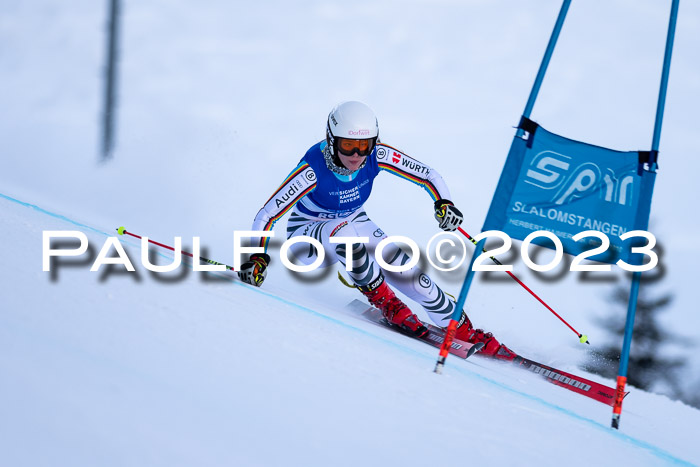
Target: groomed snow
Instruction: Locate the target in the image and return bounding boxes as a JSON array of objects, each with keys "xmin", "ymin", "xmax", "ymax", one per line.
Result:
[
  {"xmin": 2, "ymin": 192, "xmax": 699, "ymax": 466},
  {"xmin": 1, "ymin": 0, "xmax": 699, "ymax": 465}
]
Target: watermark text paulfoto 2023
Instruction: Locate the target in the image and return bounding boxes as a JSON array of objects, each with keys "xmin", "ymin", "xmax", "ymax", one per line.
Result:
[{"xmin": 41, "ymin": 229, "xmax": 658, "ymax": 275}]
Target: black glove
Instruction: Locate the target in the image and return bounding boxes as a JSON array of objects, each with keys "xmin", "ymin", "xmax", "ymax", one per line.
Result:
[
  {"xmin": 237, "ymin": 253, "xmax": 270, "ymax": 287},
  {"xmin": 434, "ymin": 199, "xmax": 464, "ymax": 231}
]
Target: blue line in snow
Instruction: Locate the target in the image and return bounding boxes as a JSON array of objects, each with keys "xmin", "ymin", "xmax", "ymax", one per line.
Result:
[
  {"xmin": 1, "ymin": 190, "xmax": 696, "ymax": 467},
  {"xmin": 260, "ymin": 293, "xmax": 696, "ymax": 467},
  {"xmin": 0, "ymin": 191, "xmax": 111, "ymax": 237}
]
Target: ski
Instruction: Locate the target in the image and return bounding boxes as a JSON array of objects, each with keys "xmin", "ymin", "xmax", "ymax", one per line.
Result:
[
  {"xmin": 346, "ymin": 299, "xmax": 620, "ymax": 406},
  {"xmin": 510, "ymin": 356, "xmax": 619, "ymax": 406},
  {"xmin": 345, "ymin": 300, "xmax": 484, "ymax": 359}
]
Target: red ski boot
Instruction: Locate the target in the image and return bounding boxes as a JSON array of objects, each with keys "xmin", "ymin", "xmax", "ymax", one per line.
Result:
[
  {"xmin": 358, "ymin": 276, "xmax": 428, "ymax": 337},
  {"xmin": 454, "ymin": 313, "xmax": 518, "ymax": 361}
]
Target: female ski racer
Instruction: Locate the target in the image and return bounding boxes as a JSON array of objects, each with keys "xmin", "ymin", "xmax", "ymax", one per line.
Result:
[{"xmin": 238, "ymin": 101, "xmax": 516, "ymax": 360}]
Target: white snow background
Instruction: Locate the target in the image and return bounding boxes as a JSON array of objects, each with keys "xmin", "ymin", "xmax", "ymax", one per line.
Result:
[{"xmin": 1, "ymin": 0, "xmax": 699, "ymax": 466}]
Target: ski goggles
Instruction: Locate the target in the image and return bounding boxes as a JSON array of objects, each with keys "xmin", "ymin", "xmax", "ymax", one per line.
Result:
[{"xmin": 337, "ymin": 137, "xmax": 377, "ymax": 157}]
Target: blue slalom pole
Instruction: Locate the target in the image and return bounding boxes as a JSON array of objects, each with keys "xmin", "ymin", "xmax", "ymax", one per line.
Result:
[
  {"xmin": 612, "ymin": 0, "xmax": 679, "ymax": 430},
  {"xmin": 452, "ymin": 238, "xmax": 488, "ymax": 321},
  {"xmin": 437, "ymin": 0, "xmax": 573, "ymax": 372},
  {"xmin": 517, "ymin": 0, "xmax": 572, "ymax": 137},
  {"xmin": 651, "ymin": 0, "xmax": 680, "ymax": 160}
]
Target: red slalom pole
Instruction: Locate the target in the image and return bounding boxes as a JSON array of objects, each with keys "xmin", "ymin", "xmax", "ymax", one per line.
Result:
[
  {"xmin": 434, "ymin": 320, "xmax": 459, "ymax": 374},
  {"xmin": 457, "ymin": 227, "xmax": 588, "ymax": 344},
  {"xmin": 116, "ymin": 226, "xmax": 235, "ymax": 270}
]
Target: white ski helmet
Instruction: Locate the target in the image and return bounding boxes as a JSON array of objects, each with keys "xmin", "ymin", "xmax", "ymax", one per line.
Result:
[{"xmin": 326, "ymin": 101, "xmax": 379, "ymax": 157}]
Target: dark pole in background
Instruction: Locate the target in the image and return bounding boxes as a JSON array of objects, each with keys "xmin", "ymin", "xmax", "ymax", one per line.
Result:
[{"xmin": 101, "ymin": 0, "xmax": 121, "ymax": 161}]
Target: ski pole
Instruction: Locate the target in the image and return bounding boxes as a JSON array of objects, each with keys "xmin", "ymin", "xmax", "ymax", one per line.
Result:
[
  {"xmin": 116, "ymin": 226, "xmax": 235, "ymax": 270},
  {"xmin": 457, "ymin": 227, "xmax": 589, "ymax": 344}
]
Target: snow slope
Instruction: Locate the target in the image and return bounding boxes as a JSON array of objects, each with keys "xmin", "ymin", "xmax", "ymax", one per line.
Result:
[
  {"xmin": 2, "ymin": 0, "xmax": 700, "ymax": 465},
  {"xmin": 2, "ymin": 0, "xmax": 699, "ymax": 388},
  {"xmin": 2, "ymin": 192, "xmax": 699, "ymax": 466}
]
